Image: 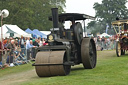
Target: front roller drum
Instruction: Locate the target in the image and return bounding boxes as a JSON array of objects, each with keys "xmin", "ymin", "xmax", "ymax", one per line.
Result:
[
  {"xmin": 35, "ymin": 51, "xmax": 71, "ymax": 77},
  {"xmin": 81, "ymin": 38, "xmax": 97, "ymax": 69}
]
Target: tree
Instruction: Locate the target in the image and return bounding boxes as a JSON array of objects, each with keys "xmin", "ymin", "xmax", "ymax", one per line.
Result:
[
  {"xmin": 93, "ymin": 0, "xmax": 128, "ymax": 30},
  {"xmin": 87, "ymin": 21, "xmax": 106, "ymax": 36},
  {"xmin": 0, "ymin": 0, "xmax": 66, "ymax": 31}
]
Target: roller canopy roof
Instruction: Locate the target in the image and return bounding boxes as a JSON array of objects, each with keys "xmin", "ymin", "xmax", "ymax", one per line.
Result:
[
  {"xmin": 112, "ymin": 19, "xmax": 128, "ymax": 25},
  {"xmin": 49, "ymin": 13, "xmax": 95, "ymax": 22}
]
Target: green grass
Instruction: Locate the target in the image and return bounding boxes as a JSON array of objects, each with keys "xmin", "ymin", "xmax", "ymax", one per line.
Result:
[
  {"xmin": 1, "ymin": 50, "xmax": 128, "ymax": 85},
  {"xmin": 0, "ymin": 62, "xmax": 34, "ymax": 77},
  {"xmin": 21, "ymin": 50, "xmax": 128, "ymax": 85}
]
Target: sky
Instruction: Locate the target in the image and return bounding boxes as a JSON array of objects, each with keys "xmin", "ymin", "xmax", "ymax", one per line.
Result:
[
  {"xmin": 64, "ymin": 0, "xmax": 102, "ymax": 27},
  {"xmin": 65, "ymin": 0, "xmax": 128, "ymax": 17},
  {"xmin": 64, "ymin": 0, "xmax": 128, "ymax": 27},
  {"xmin": 65, "ymin": 0, "xmax": 102, "ymax": 17}
]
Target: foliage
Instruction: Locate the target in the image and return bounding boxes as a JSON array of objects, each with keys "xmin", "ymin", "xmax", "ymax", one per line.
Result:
[
  {"xmin": 0, "ymin": 0, "xmax": 66, "ymax": 31},
  {"xmin": 87, "ymin": 0, "xmax": 128, "ymax": 35},
  {"xmin": 93, "ymin": 0, "xmax": 128, "ymax": 28},
  {"xmin": 87, "ymin": 21, "xmax": 106, "ymax": 36}
]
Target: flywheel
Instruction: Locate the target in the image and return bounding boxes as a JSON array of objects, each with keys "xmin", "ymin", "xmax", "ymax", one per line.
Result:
[
  {"xmin": 35, "ymin": 51, "xmax": 71, "ymax": 77},
  {"xmin": 74, "ymin": 22, "xmax": 83, "ymax": 45},
  {"xmin": 81, "ymin": 38, "xmax": 97, "ymax": 69}
]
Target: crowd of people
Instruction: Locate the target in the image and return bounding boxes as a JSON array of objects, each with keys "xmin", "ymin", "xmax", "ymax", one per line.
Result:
[
  {"xmin": 93, "ymin": 36, "xmax": 117, "ymax": 51},
  {"xmin": 0, "ymin": 36, "xmax": 47, "ymax": 68},
  {"xmin": 0, "ymin": 35, "xmax": 117, "ymax": 68}
]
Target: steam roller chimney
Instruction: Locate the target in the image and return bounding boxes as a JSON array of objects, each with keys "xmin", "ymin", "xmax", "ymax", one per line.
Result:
[{"xmin": 51, "ymin": 8, "xmax": 59, "ymax": 28}]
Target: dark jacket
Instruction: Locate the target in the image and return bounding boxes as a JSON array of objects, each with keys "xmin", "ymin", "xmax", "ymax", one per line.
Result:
[
  {"xmin": 33, "ymin": 41, "xmax": 39, "ymax": 47},
  {"xmin": 7, "ymin": 43, "xmax": 15, "ymax": 55}
]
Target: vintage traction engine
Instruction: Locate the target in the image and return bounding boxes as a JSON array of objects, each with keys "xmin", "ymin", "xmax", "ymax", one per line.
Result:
[
  {"xmin": 32, "ymin": 8, "xmax": 97, "ymax": 77},
  {"xmin": 112, "ymin": 18, "xmax": 128, "ymax": 57}
]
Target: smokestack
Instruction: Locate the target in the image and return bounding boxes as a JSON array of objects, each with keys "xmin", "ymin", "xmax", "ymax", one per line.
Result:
[{"xmin": 51, "ymin": 8, "xmax": 59, "ymax": 28}]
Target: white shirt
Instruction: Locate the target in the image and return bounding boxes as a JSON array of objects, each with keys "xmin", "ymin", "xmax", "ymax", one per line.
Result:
[
  {"xmin": 39, "ymin": 41, "xmax": 43, "ymax": 46},
  {"xmin": 26, "ymin": 40, "xmax": 30, "ymax": 49}
]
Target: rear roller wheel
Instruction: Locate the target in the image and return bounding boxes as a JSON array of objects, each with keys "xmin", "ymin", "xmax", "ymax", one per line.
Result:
[
  {"xmin": 116, "ymin": 41, "xmax": 121, "ymax": 57},
  {"xmin": 81, "ymin": 38, "xmax": 97, "ymax": 69},
  {"xmin": 35, "ymin": 51, "xmax": 71, "ymax": 77}
]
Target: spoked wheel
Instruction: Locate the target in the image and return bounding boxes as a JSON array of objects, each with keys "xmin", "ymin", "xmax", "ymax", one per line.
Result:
[
  {"xmin": 35, "ymin": 51, "xmax": 71, "ymax": 77},
  {"xmin": 81, "ymin": 38, "xmax": 97, "ymax": 69},
  {"xmin": 116, "ymin": 41, "xmax": 121, "ymax": 57}
]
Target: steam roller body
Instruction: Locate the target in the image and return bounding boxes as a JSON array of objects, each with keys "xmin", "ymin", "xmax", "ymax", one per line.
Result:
[{"xmin": 32, "ymin": 8, "xmax": 97, "ymax": 77}]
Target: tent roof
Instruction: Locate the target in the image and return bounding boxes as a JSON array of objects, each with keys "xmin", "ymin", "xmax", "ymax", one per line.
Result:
[
  {"xmin": 5, "ymin": 24, "xmax": 31, "ymax": 37},
  {"xmin": 25, "ymin": 28, "xmax": 39, "ymax": 38},
  {"xmin": 33, "ymin": 29, "xmax": 47, "ymax": 38},
  {"xmin": 0, "ymin": 25, "xmax": 9, "ymax": 34},
  {"xmin": 98, "ymin": 33, "xmax": 110, "ymax": 38},
  {"xmin": 0, "ymin": 25, "xmax": 21, "ymax": 38},
  {"xmin": 6, "ymin": 26, "xmax": 16, "ymax": 33},
  {"xmin": 25, "ymin": 28, "xmax": 33, "ymax": 34}
]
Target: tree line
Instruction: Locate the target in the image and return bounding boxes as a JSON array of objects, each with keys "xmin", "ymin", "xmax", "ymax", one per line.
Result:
[
  {"xmin": 0, "ymin": 0, "xmax": 66, "ymax": 31},
  {"xmin": 87, "ymin": 0, "xmax": 128, "ymax": 36}
]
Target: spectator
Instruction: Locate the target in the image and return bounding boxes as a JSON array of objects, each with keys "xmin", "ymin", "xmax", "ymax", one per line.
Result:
[
  {"xmin": 3, "ymin": 38, "xmax": 7, "ymax": 48},
  {"xmin": 32, "ymin": 38, "xmax": 39, "ymax": 59},
  {"xmin": 42, "ymin": 38, "xmax": 45, "ymax": 44},
  {"xmin": 0, "ymin": 61, "xmax": 2, "ymax": 68},
  {"xmin": 96, "ymin": 36, "xmax": 101, "ymax": 50},
  {"xmin": 33, "ymin": 38, "xmax": 39, "ymax": 47},
  {"xmin": 19, "ymin": 36, "xmax": 26, "ymax": 54},
  {"xmin": 32, "ymin": 37, "xmax": 36, "ymax": 43},
  {"xmin": 42, "ymin": 39, "xmax": 48, "ymax": 46},
  {"xmin": 0, "ymin": 41, "xmax": 2, "ymax": 67},
  {"xmin": 6, "ymin": 39, "xmax": 15, "ymax": 66},
  {"xmin": 13, "ymin": 50, "xmax": 24, "ymax": 65},
  {"xmin": 101, "ymin": 36, "xmax": 105, "ymax": 51},
  {"xmin": 26, "ymin": 37, "xmax": 30, "ymax": 45},
  {"xmin": 38, "ymin": 37, "xmax": 43, "ymax": 47},
  {"xmin": 26, "ymin": 40, "xmax": 36, "ymax": 60}
]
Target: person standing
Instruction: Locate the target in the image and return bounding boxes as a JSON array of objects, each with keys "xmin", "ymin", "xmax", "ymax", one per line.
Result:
[
  {"xmin": 0, "ymin": 41, "xmax": 3, "ymax": 67},
  {"xmin": 33, "ymin": 38, "xmax": 39, "ymax": 47},
  {"xmin": 26, "ymin": 37, "xmax": 30, "ymax": 46},
  {"xmin": 32, "ymin": 38, "xmax": 39, "ymax": 59},
  {"xmin": 25, "ymin": 37, "xmax": 30, "ymax": 57},
  {"xmin": 6, "ymin": 39, "xmax": 15, "ymax": 66},
  {"xmin": 42, "ymin": 38, "xmax": 45, "ymax": 44},
  {"xmin": 38, "ymin": 37, "xmax": 43, "ymax": 47},
  {"xmin": 26, "ymin": 40, "xmax": 36, "ymax": 60},
  {"xmin": 19, "ymin": 36, "xmax": 25, "ymax": 54},
  {"xmin": 101, "ymin": 36, "xmax": 105, "ymax": 51}
]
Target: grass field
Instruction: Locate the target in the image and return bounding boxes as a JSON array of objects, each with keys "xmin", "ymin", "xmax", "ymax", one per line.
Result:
[{"xmin": 0, "ymin": 50, "xmax": 128, "ymax": 85}]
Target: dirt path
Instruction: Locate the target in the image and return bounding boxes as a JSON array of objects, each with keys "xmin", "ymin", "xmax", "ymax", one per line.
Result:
[
  {"xmin": 0, "ymin": 69, "xmax": 37, "ymax": 85},
  {"xmin": 0, "ymin": 50, "xmax": 116, "ymax": 85}
]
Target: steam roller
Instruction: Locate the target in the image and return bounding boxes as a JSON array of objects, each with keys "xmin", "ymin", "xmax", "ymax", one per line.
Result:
[{"xmin": 32, "ymin": 8, "xmax": 97, "ymax": 77}]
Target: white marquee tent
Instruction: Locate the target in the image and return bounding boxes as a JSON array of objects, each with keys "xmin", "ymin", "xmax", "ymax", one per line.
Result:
[
  {"xmin": 0, "ymin": 25, "xmax": 21, "ymax": 38},
  {"xmin": 6, "ymin": 24, "xmax": 31, "ymax": 37},
  {"xmin": 0, "ymin": 24, "xmax": 31, "ymax": 38},
  {"xmin": 40, "ymin": 31, "xmax": 51, "ymax": 35},
  {"xmin": 98, "ymin": 33, "xmax": 110, "ymax": 38}
]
